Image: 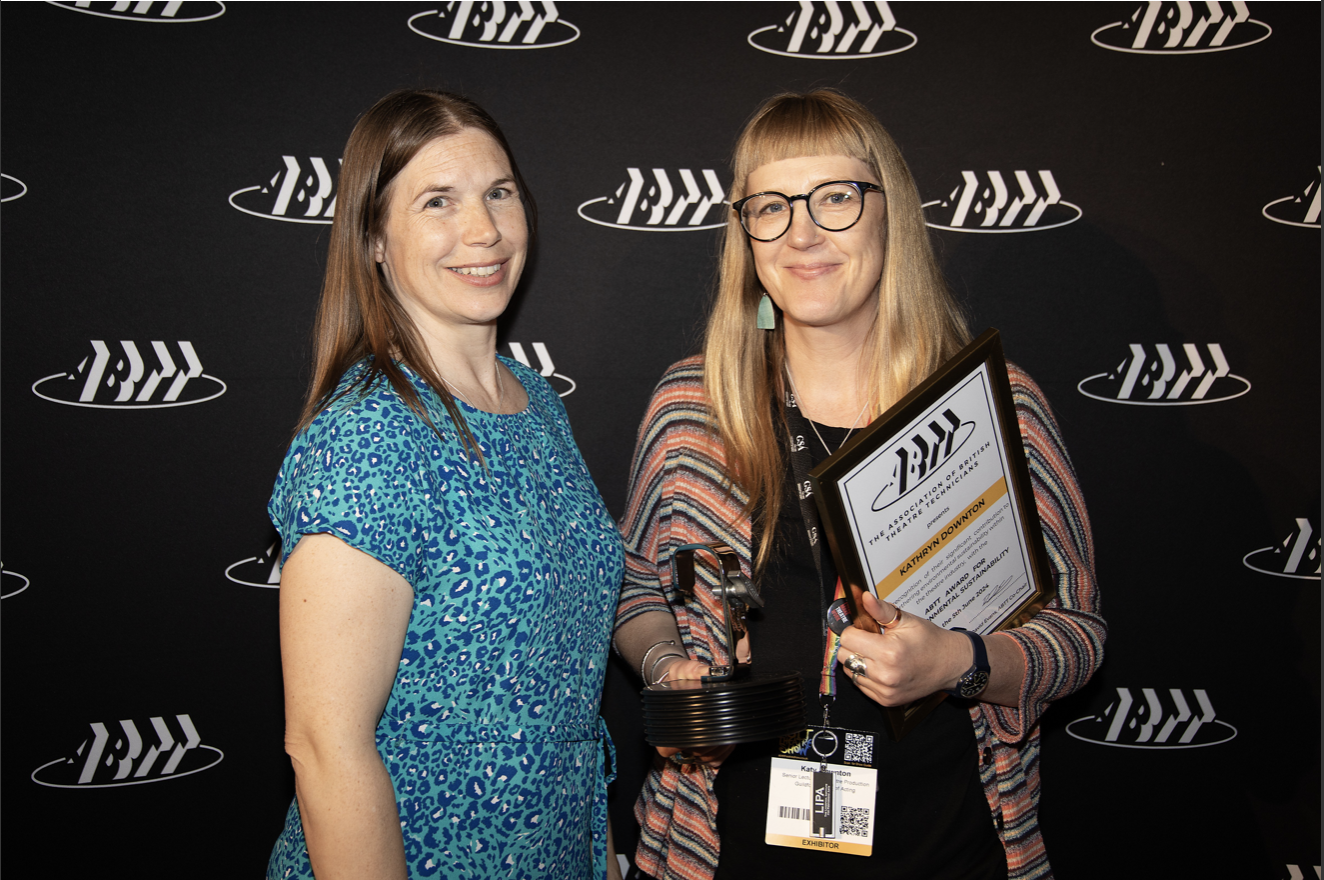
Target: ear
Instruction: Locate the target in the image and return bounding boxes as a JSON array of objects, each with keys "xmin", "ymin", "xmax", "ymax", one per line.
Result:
[{"xmin": 373, "ymin": 235, "xmax": 386, "ymax": 264}]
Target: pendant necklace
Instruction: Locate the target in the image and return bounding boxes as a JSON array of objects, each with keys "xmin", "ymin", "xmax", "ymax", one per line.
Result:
[
  {"xmin": 440, "ymin": 359, "xmax": 505, "ymax": 412},
  {"xmin": 784, "ymin": 363, "xmax": 871, "ymax": 455}
]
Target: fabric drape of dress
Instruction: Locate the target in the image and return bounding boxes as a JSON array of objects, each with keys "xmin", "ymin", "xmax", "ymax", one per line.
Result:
[
  {"xmin": 267, "ymin": 358, "xmax": 624, "ymax": 880},
  {"xmin": 615, "ymin": 356, "xmax": 1104, "ymax": 880}
]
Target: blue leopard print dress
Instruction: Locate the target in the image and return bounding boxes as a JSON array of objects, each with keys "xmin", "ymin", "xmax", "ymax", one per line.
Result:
[{"xmin": 266, "ymin": 358, "xmax": 623, "ymax": 879}]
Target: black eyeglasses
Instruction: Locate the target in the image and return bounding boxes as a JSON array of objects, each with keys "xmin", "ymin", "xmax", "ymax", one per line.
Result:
[{"xmin": 732, "ymin": 180, "xmax": 884, "ymax": 242}]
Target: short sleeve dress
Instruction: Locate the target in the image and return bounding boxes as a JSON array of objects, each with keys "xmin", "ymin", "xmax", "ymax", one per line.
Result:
[{"xmin": 266, "ymin": 358, "xmax": 624, "ymax": 880}]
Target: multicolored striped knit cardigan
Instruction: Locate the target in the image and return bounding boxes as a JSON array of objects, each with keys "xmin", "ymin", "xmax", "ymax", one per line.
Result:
[{"xmin": 616, "ymin": 356, "xmax": 1105, "ymax": 880}]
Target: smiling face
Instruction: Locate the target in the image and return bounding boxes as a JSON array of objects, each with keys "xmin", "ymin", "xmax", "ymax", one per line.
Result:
[
  {"xmin": 745, "ymin": 154, "xmax": 885, "ymax": 339},
  {"xmin": 373, "ymin": 128, "xmax": 528, "ymax": 336}
]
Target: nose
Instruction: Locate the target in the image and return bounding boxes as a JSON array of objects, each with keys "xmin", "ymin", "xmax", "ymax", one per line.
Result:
[
  {"xmin": 461, "ymin": 200, "xmax": 502, "ymax": 248},
  {"xmin": 784, "ymin": 197, "xmax": 822, "ymax": 248}
]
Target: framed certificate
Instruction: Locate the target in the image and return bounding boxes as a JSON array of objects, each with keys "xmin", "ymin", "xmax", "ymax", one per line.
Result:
[{"xmin": 809, "ymin": 329, "xmax": 1054, "ymax": 738}]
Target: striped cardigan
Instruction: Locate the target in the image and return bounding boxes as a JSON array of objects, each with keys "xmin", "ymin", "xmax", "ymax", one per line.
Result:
[{"xmin": 616, "ymin": 356, "xmax": 1105, "ymax": 880}]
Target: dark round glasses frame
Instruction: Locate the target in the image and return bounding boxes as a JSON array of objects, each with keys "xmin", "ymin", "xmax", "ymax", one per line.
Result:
[{"xmin": 732, "ymin": 180, "xmax": 885, "ymax": 242}]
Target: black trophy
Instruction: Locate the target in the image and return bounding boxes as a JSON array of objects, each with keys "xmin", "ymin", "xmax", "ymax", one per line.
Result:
[{"xmin": 641, "ymin": 542, "xmax": 806, "ymax": 748}]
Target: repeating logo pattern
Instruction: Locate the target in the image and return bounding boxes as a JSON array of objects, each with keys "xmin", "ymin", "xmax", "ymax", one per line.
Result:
[
  {"xmin": 1077, "ymin": 344, "xmax": 1250, "ymax": 405},
  {"xmin": 578, "ymin": 168, "xmax": 727, "ymax": 231},
  {"xmin": 1285, "ymin": 867, "xmax": 1322, "ymax": 880},
  {"xmin": 1, "ymin": 173, "xmax": 28, "ymax": 202},
  {"xmin": 1262, "ymin": 167, "xmax": 1321, "ymax": 229},
  {"xmin": 922, "ymin": 171, "xmax": 1081, "ymax": 233},
  {"xmin": 1067, "ymin": 688, "xmax": 1237, "ymax": 748},
  {"xmin": 226, "ymin": 541, "xmax": 282, "ymax": 588},
  {"xmin": 49, "ymin": 1, "xmax": 227, "ymax": 23},
  {"xmin": 407, "ymin": 2, "xmax": 579, "ymax": 49},
  {"xmin": 505, "ymin": 342, "xmax": 575, "ymax": 396},
  {"xmin": 747, "ymin": 1, "xmax": 916, "ymax": 59},
  {"xmin": 32, "ymin": 340, "xmax": 227, "ymax": 409},
  {"xmin": 32, "ymin": 714, "xmax": 224, "ymax": 788},
  {"xmin": 229, "ymin": 156, "xmax": 340, "ymax": 224},
  {"xmin": 1243, "ymin": 518, "xmax": 1320, "ymax": 581},
  {"xmin": 1091, "ymin": 1, "xmax": 1271, "ymax": 54},
  {"xmin": 1, "ymin": 567, "xmax": 31, "ymax": 599}
]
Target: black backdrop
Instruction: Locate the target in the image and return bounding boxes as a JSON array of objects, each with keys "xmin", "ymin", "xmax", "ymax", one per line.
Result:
[{"xmin": 2, "ymin": 3, "xmax": 1319, "ymax": 878}]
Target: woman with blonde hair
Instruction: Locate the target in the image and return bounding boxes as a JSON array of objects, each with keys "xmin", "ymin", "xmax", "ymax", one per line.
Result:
[
  {"xmin": 614, "ymin": 90, "xmax": 1104, "ymax": 879},
  {"xmin": 266, "ymin": 89, "xmax": 623, "ymax": 879}
]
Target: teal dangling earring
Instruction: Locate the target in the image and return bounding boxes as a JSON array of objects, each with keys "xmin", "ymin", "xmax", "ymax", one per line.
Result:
[{"xmin": 757, "ymin": 293, "xmax": 776, "ymax": 330}]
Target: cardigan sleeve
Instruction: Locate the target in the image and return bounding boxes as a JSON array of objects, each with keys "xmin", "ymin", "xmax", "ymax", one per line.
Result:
[
  {"xmin": 616, "ymin": 370, "xmax": 681, "ymax": 627},
  {"xmin": 983, "ymin": 365, "xmax": 1106, "ymax": 742},
  {"xmin": 614, "ymin": 357, "xmax": 749, "ymax": 667}
]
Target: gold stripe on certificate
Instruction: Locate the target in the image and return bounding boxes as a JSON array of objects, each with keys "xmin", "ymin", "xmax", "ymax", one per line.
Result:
[{"xmin": 874, "ymin": 477, "xmax": 1009, "ymax": 598}]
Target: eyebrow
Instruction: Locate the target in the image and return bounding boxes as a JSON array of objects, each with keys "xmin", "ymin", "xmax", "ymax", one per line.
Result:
[{"xmin": 413, "ymin": 177, "xmax": 516, "ymax": 200}]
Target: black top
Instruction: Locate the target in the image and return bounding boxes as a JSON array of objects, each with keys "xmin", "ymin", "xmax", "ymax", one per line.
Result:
[{"xmin": 712, "ymin": 421, "xmax": 1007, "ymax": 880}]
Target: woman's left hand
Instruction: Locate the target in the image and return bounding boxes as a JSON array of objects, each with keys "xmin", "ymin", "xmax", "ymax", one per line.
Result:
[{"xmin": 837, "ymin": 592, "xmax": 978, "ymax": 707}]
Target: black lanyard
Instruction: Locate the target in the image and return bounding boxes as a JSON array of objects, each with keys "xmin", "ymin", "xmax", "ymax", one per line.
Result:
[{"xmin": 782, "ymin": 385, "xmax": 840, "ymax": 722}]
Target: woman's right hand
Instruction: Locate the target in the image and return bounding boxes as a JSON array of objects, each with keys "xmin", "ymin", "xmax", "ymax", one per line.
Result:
[{"xmin": 649, "ymin": 656, "xmax": 736, "ymax": 765}]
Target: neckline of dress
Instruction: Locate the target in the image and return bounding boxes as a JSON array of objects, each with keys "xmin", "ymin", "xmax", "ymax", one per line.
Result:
[{"xmin": 403, "ymin": 356, "xmax": 533, "ymax": 418}]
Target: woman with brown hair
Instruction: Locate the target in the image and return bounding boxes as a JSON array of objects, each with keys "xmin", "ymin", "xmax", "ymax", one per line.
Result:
[
  {"xmin": 266, "ymin": 89, "xmax": 623, "ymax": 879},
  {"xmin": 614, "ymin": 90, "xmax": 1104, "ymax": 879}
]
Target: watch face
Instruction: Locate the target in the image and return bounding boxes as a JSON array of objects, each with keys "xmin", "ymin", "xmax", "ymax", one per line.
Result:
[{"xmin": 959, "ymin": 671, "xmax": 990, "ymax": 698}]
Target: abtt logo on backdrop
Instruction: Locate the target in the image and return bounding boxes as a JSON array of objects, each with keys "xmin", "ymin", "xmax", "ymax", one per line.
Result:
[
  {"xmin": 230, "ymin": 156, "xmax": 340, "ymax": 225},
  {"xmin": 1263, "ymin": 167, "xmax": 1321, "ymax": 229},
  {"xmin": 49, "ymin": 1, "xmax": 226, "ymax": 23},
  {"xmin": 1091, "ymin": 1, "xmax": 1270, "ymax": 54},
  {"xmin": 227, "ymin": 541, "xmax": 282, "ymax": 589},
  {"xmin": 32, "ymin": 714, "xmax": 223, "ymax": 788},
  {"xmin": 747, "ymin": 1, "xmax": 916, "ymax": 58},
  {"xmin": 1244, "ymin": 518, "xmax": 1321, "ymax": 581},
  {"xmin": 578, "ymin": 169, "xmax": 727, "ymax": 232},
  {"xmin": 1067, "ymin": 688, "xmax": 1237, "ymax": 749},
  {"xmin": 1077, "ymin": 344, "xmax": 1250, "ymax": 405},
  {"xmin": 505, "ymin": 342, "xmax": 575, "ymax": 396},
  {"xmin": 32, "ymin": 340, "xmax": 227, "ymax": 409},
  {"xmin": 923, "ymin": 171, "xmax": 1081, "ymax": 233},
  {"xmin": 408, "ymin": 2, "xmax": 579, "ymax": 49},
  {"xmin": 1, "ymin": 173, "xmax": 28, "ymax": 202},
  {"xmin": 1, "ymin": 566, "xmax": 32, "ymax": 599}
]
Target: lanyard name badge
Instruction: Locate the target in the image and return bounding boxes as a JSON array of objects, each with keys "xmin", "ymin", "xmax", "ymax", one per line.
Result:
[{"xmin": 764, "ymin": 386, "xmax": 878, "ymax": 856}]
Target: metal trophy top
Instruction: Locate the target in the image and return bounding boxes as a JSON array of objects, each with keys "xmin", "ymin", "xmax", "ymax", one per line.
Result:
[{"xmin": 641, "ymin": 542, "xmax": 806, "ymax": 748}]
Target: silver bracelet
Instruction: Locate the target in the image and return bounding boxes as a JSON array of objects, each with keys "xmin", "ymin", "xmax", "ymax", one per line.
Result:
[
  {"xmin": 639, "ymin": 640, "xmax": 677, "ymax": 683},
  {"xmin": 648, "ymin": 652, "xmax": 687, "ymax": 685}
]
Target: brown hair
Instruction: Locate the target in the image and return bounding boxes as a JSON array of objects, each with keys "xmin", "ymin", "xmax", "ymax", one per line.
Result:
[
  {"xmin": 295, "ymin": 89, "xmax": 537, "ymax": 460},
  {"xmin": 702, "ymin": 89, "xmax": 970, "ymax": 572}
]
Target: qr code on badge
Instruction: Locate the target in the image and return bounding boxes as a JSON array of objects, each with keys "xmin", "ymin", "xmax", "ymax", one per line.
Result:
[
  {"xmin": 844, "ymin": 732, "xmax": 874, "ymax": 765},
  {"xmin": 839, "ymin": 805, "xmax": 870, "ymax": 838}
]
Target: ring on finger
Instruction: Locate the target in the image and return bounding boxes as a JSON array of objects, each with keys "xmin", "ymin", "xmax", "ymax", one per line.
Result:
[{"xmin": 843, "ymin": 655, "xmax": 869, "ymax": 678}]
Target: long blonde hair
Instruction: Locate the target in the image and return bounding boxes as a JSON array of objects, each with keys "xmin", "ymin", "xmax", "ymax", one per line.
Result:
[
  {"xmin": 295, "ymin": 89, "xmax": 536, "ymax": 461},
  {"xmin": 703, "ymin": 89, "xmax": 970, "ymax": 572}
]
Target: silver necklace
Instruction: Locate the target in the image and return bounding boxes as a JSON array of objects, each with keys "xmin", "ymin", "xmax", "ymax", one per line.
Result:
[
  {"xmin": 784, "ymin": 363, "xmax": 871, "ymax": 455},
  {"xmin": 440, "ymin": 360, "xmax": 505, "ymax": 412}
]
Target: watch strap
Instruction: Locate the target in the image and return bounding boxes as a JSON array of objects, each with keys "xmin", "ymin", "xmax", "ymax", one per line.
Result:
[{"xmin": 945, "ymin": 628, "xmax": 990, "ymax": 698}]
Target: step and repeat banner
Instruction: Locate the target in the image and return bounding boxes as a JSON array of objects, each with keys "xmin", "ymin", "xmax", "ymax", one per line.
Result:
[{"xmin": 2, "ymin": 3, "xmax": 1318, "ymax": 877}]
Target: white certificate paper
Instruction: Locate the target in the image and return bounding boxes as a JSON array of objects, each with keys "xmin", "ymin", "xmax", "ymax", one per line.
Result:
[{"xmin": 835, "ymin": 364, "xmax": 1036, "ymax": 635}]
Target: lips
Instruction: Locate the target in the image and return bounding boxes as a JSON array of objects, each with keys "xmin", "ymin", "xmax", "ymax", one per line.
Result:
[
  {"xmin": 445, "ymin": 260, "xmax": 512, "ymax": 287},
  {"xmin": 784, "ymin": 261, "xmax": 841, "ymax": 280},
  {"xmin": 449, "ymin": 263, "xmax": 502, "ymax": 277}
]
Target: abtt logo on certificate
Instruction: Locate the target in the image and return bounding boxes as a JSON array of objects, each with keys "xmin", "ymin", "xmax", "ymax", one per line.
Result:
[{"xmin": 766, "ymin": 726, "xmax": 878, "ymax": 855}]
